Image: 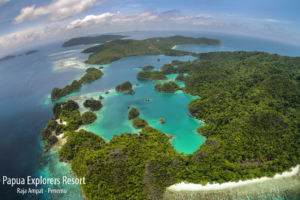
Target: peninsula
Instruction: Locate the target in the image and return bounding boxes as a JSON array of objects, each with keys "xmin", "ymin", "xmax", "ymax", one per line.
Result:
[
  {"xmin": 82, "ymin": 35, "xmax": 221, "ymax": 64},
  {"xmin": 62, "ymin": 34, "xmax": 126, "ymax": 47}
]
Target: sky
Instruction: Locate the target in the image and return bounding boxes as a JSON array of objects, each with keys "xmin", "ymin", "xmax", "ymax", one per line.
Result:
[{"xmin": 0, "ymin": 0, "xmax": 300, "ymax": 56}]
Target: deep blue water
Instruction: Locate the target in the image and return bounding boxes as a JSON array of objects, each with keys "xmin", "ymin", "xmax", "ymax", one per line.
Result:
[{"xmin": 0, "ymin": 31, "xmax": 300, "ymax": 200}]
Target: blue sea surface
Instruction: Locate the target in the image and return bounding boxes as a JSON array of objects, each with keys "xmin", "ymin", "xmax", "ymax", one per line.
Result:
[{"xmin": 0, "ymin": 31, "xmax": 299, "ymax": 200}]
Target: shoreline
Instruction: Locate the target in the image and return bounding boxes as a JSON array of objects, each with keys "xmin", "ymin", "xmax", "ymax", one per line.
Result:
[{"xmin": 168, "ymin": 165, "xmax": 299, "ymax": 191}]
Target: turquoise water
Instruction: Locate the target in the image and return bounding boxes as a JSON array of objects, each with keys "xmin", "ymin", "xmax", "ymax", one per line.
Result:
[{"xmin": 83, "ymin": 81, "xmax": 204, "ymax": 154}]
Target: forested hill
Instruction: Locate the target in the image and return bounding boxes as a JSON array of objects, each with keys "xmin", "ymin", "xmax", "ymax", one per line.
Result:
[
  {"xmin": 62, "ymin": 34, "xmax": 126, "ymax": 47},
  {"xmin": 82, "ymin": 35, "xmax": 221, "ymax": 64}
]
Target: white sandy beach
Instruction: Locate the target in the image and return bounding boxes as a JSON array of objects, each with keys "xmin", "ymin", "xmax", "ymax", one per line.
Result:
[{"xmin": 168, "ymin": 165, "xmax": 299, "ymax": 191}]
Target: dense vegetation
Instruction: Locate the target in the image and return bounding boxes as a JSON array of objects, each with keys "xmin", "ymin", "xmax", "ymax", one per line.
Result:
[
  {"xmin": 115, "ymin": 81, "xmax": 135, "ymax": 94},
  {"xmin": 83, "ymin": 98, "xmax": 103, "ymax": 111},
  {"xmin": 82, "ymin": 112, "xmax": 97, "ymax": 124},
  {"xmin": 51, "ymin": 68, "xmax": 103, "ymax": 100},
  {"xmin": 132, "ymin": 118, "xmax": 148, "ymax": 129},
  {"xmin": 154, "ymin": 81, "xmax": 180, "ymax": 93},
  {"xmin": 82, "ymin": 36, "xmax": 220, "ymax": 64},
  {"xmin": 54, "ymin": 51, "xmax": 300, "ymax": 200},
  {"xmin": 62, "ymin": 35, "xmax": 126, "ymax": 47},
  {"xmin": 59, "ymin": 127, "xmax": 185, "ymax": 200},
  {"xmin": 138, "ymin": 65, "xmax": 155, "ymax": 71},
  {"xmin": 137, "ymin": 71, "xmax": 167, "ymax": 80},
  {"xmin": 161, "ymin": 64, "xmax": 177, "ymax": 75},
  {"xmin": 128, "ymin": 107, "xmax": 140, "ymax": 120}
]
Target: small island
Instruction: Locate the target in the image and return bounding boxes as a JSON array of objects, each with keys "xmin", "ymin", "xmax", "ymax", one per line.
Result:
[
  {"xmin": 137, "ymin": 71, "xmax": 167, "ymax": 80},
  {"xmin": 138, "ymin": 65, "xmax": 155, "ymax": 71},
  {"xmin": 62, "ymin": 34, "xmax": 126, "ymax": 47},
  {"xmin": 132, "ymin": 118, "xmax": 148, "ymax": 129},
  {"xmin": 83, "ymin": 98, "xmax": 103, "ymax": 111},
  {"xmin": 128, "ymin": 107, "xmax": 140, "ymax": 120},
  {"xmin": 51, "ymin": 68, "xmax": 103, "ymax": 101},
  {"xmin": 0, "ymin": 55, "xmax": 16, "ymax": 62},
  {"xmin": 154, "ymin": 81, "xmax": 180, "ymax": 93},
  {"xmin": 115, "ymin": 81, "xmax": 135, "ymax": 94},
  {"xmin": 81, "ymin": 111, "xmax": 97, "ymax": 124},
  {"xmin": 25, "ymin": 50, "xmax": 38, "ymax": 55}
]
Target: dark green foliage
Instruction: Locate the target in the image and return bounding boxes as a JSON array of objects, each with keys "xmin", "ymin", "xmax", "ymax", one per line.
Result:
[
  {"xmin": 139, "ymin": 65, "xmax": 155, "ymax": 71},
  {"xmin": 132, "ymin": 118, "xmax": 148, "ymax": 129},
  {"xmin": 59, "ymin": 129, "xmax": 106, "ymax": 161},
  {"xmin": 54, "ymin": 51, "xmax": 300, "ymax": 199},
  {"xmin": 51, "ymin": 68, "xmax": 103, "ymax": 100},
  {"xmin": 82, "ymin": 112, "xmax": 97, "ymax": 124},
  {"xmin": 63, "ymin": 35, "xmax": 126, "ymax": 47},
  {"xmin": 59, "ymin": 127, "xmax": 186, "ymax": 200},
  {"xmin": 115, "ymin": 81, "xmax": 134, "ymax": 94},
  {"xmin": 83, "ymin": 36, "xmax": 220, "ymax": 64},
  {"xmin": 79, "ymin": 68, "xmax": 103, "ymax": 84},
  {"xmin": 161, "ymin": 64, "xmax": 176, "ymax": 75},
  {"xmin": 154, "ymin": 81, "xmax": 180, "ymax": 93},
  {"xmin": 53, "ymin": 100, "xmax": 79, "ymax": 119},
  {"xmin": 83, "ymin": 98, "xmax": 103, "ymax": 111},
  {"xmin": 137, "ymin": 71, "xmax": 167, "ymax": 80},
  {"xmin": 128, "ymin": 107, "xmax": 140, "ymax": 120}
]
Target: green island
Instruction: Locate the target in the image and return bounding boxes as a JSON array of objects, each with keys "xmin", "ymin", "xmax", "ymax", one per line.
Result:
[
  {"xmin": 81, "ymin": 112, "xmax": 97, "ymax": 124},
  {"xmin": 42, "ymin": 36, "xmax": 300, "ymax": 199},
  {"xmin": 154, "ymin": 81, "xmax": 180, "ymax": 93},
  {"xmin": 128, "ymin": 107, "xmax": 140, "ymax": 120},
  {"xmin": 82, "ymin": 36, "xmax": 221, "ymax": 64},
  {"xmin": 51, "ymin": 67, "xmax": 103, "ymax": 100},
  {"xmin": 83, "ymin": 98, "xmax": 103, "ymax": 111},
  {"xmin": 137, "ymin": 71, "xmax": 167, "ymax": 80},
  {"xmin": 62, "ymin": 34, "xmax": 126, "ymax": 47},
  {"xmin": 138, "ymin": 65, "xmax": 155, "ymax": 71},
  {"xmin": 115, "ymin": 81, "xmax": 135, "ymax": 94},
  {"xmin": 161, "ymin": 64, "xmax": 177, "ymax": 74},
  {"xmin": 132, "ymin": 118, "xmax": 149, "ymax": 129}
]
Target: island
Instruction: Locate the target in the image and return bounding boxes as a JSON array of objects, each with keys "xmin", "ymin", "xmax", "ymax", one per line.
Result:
[
  {"xmin": 132, "ymin": 118, "xmax": 148, "ymax": 129},
  {"xmin": 62, "ymin": 34, "xmax": 126, "ymax": 47},
  {"xmin": 41, "ymin": 36, "xmax": 299, "ymax": 200},
  {"xmin": 51, "ymin": 67, "xmax": 103, "ymax": 101},
  {"xmin": 81, "ymin": 112, "xmax": 97, "ymax": 124},
  {"xmin": 128, "ymin": 107, "xmax": 140, "ymax": 120},
  {"xmin": 0, "ymin": 55, "xmax": 16, "ymax": 62},
  {"xmin": 137, "ymin": 71, "xmax": 167, "ymax": 80},
  {"xmin": 83, "ymin": 98, "xmax": 103, "ymax": 111},
  {"xmin": 25, "ymin": 50, "xmax": 38, "ymax": 55},
  {"xmin": 82, "ymin": 35, "xmax": 221, "ymax": 64},
  {"xmin": 115, "ymin": 81, "xmax": 135, "ymax": 94},
  {"xmin": 154, "ymin": 81, "xmax": 180, "ymax": 93},
  {"xmin": 138, "ymin": 65, "xmax": 155, "ymax": 71}
]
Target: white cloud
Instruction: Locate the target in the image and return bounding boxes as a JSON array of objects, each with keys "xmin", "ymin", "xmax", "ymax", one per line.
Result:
[
  {"xmin": 13, "ymin": 0, "xmax": 100, "ymax": 24},
  {"xmin": 1, "ymin": 10, "xmax": 299, "ymax": 56},
  {"xmin": 0, "ymin": 0, "xmax": 10, "ymax": 6}
]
